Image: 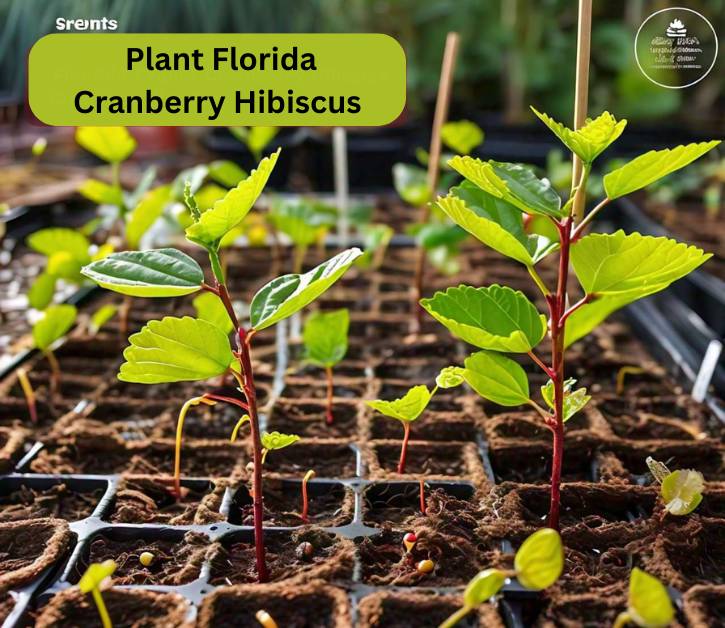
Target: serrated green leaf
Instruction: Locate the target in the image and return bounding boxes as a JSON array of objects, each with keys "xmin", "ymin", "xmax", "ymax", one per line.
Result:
[
  {"xmin": 460, "ymin": 351, "xmax": 530, "ymax": 406},
  {"xmin": 463, "ymin": 568, "xmax": 506, "ymax": 607},
  {"xmin": 441, "ymin": 119, "xmax": 484, "ymax": 155},
  {"xmin": 33, "ymin": 304, "xmax": 77, "ymax": 351},
  {"xmin": 422, "ymin": 284, "xmax": 547, "ymax": 352},
  {"xmin": 540, "ymin": 378, "xmax": 590, "ymax": 421},
  {"xmin": 28, "ymin": 273, "xmax": 56, "ymax": 310},
  {"xmin": 185, "ymin": 149, "xmax": 280, "ymax": 247},
  {"xmin": 250, "ymin": 247, "xmax": 362, "ymax": 331},
  {"xmin": 79, "ymin": 560, "xmax": 117, "ymax": 593},
  {"xmin": 76, "ymin": 126, "xmax": 136, "ymax": 163},
  {"xmin": 366, "ymin": 384, "xmax": 433, "ymax": 422},
  {"xmin": 78, "ymin": 179, "xmax": 124, "ymax": 207},
  {"xmin": 514, "ymin": 528, "xmax": 563, "ymax": 591},
  {"xmin": 393, "ymin": 163, "xmax": 430, "ymax": 206},
  {"xmin": 572, "ymin": 231, "xmax": 711, "ymax": 298},
  {"xmin": 126, "ymin": 185, "xmax": 170, "ymax": 249},
  {"xmin": 437, "ymin": 182, "xmax": 558, "ymax": 265},
  {"xmin": 27, "ymin": 228, "xmax": 91, "ymax": 262},
  {"xmin": 627, "ymin": 568, "xmax": 674, "ymax": 628},
  {"xmin": 531, "ymin": 108, "xmax": 627, "ymax": 163},
  {"xmin": 192, "ymin": 292, "xmax": 234, "ymax": 335},
  {"xmin": 661, "ymin": 469, "xmax": 704, "ymax": 516},
  {"xmin": 119, "ymin": 316, "xmax": 233, "ymax": 383},
  {"xmin": 449, "ymin": 156, "xmax": 562, "ymax": 217},
  {"xmin": 89, "ymin": 304, "xmax": 118, "ymax": 335},
  {"xmin": 436, "ymin": 366, "xmax": 466, "ymax": 389},
  {"xmin": 303, "ymin": 309, "xmax": 349, "ymax": 368},
  {"xmin": 604, "ymin": 141, "xmax": 721, "ymax": 199},
  {"xmin": 261, "ymin": 431, "xmax": 300, "ymax": 451},
  {"xmin": 207, "ymin": 160, "xmax": 247, "ymax": 188},
  {"xmin": 82, "ymin": 248, "xmax": 204, "ymax": 298}
]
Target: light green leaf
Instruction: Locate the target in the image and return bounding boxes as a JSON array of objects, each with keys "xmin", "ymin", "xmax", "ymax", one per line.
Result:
[
  {"xmin": 564, "ymin": 293, "xmax": 645, "ymax": 348},
  {"xmin": 572, "ymin": 231, "xmax": 711, "ymax": 297},
  {"xmin": 230, "ymin": 126, "xmax": 279, "ymax": 159},
  {"xmin": 76, "ymin": 126, "xmax": 136, "ymax": 163},
  {"xmin": 207, "ymin": 160, "xmax": 247, "ymax": 188},
  {"xmin": 303, "ymin": 309, "xmax": 349, "ymax": 368},
  {"xmin": 393, "ymin": 163, "xmax": 430, "ymax": 206},
  {"xmin": 463, "ymin": 568, "xmax": 506, "ymax": 607},
  {"xmin": 82, "ymin": 248, "xmax": 204, "ymax": 298},
  {"xmin": 119, "ymin": 316, "xmax": 233, "ymax": 383},
  {"xmin": 78, "ymin": 560, "xmax": 117, "ymax": 594},
  {"xmin": 422, "ymin": 284, "xmax": 547, "ymax": 352},
  {"xmin": 531, "ymin": 108, "xmax": 627, "ymax": 163},
  {"xmin": 47, "ymin": 252, "xmax": 83, "ymax": 281},
  {"xmin": 89, "ymin": 304, "xmax": 118, "ymax": 335},
  {"xmin": 270, "ymin": 200, "xmax": 335, "ymax": 246},
  {"xmin": 514, "ymin": 528, "xmax": 563, "ymax": 591},
  {"xmin": 366, "ymin": 384, "xmax": 433, "ymax": 422},
  {"xmin": 28, "ymin": 273, "xmax": 56, "ymax": 310},
  {"xmin": 356, "ymin": 224, "xmax": 394, "ymax": 269},
  {"xmin": 78, "ymin": 179, "xmax": 124, "ymax": 207},
  {"xmin": 261, "ymin": 431, "xmax": 300, "ymax": 451},
  {"xmin": 661, "ymin": 469, "xmax": 704, "ymax": 516},
  {"xmin": 194, "ymin": 183, "xmax": 228, "ymax": 211},
  {"xmin": 437, "ymin": 182, "xmax": 558, "ymax": 265},
  {"xmin": 627, "ymin": 568, "xmax": 674, "ymax": 628},
  {"xmin": 192, "ymin": 292, "xmax": 234, "ymax": 335},
  {"xmin": 449, "ymin": 156, "xmax": 562, "ymax": 217},
  {"xmin": 540, "ymin": 378, "xmax": 590, "ymax": 422},
  {"xmin": 250, "ymin": 247, "xmax": 362, "ymax": 331},
  {"xmin": 436, "ymin": 366, "xmax": 466, "ymax": 389},
  {"xmin": 441, "ymin": 120, "xmax": 484, "ymax": 155},
  {"xmin": 459, "ymin": 351, "xmax": 530, "ymax": 406},
  {"xmin": 27, "ymin": 228, "xmax": 91, "ymax": 262},
  {"xmin": 185, "ymin": 149, "xmax": 280, "ymax": 247},
  {"xmin": 33, "ymin": 304, "xmax": 77, "ymax": 351},
  {"xmin": 604, "ymin": 141, "xmax": 720, "ymax": 199},
  {"xmin": 126, "ymin": 185, "xmax": 171, "ymax": 249}
]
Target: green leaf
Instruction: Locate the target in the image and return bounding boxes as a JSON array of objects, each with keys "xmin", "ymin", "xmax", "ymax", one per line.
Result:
[
  {"xmin": 540, "ymin": 378, "xmax": 590, "ymax": 422},
  {"xmin": 449, "ymin": 156, "xmax": 562, "ymax": 217},
  {"xmin": 78, "ymin": 560, "xmax": 117, "ymax": 594},
  {"xmin": 463, "ymin": 568, "xmax": 506, "ymax": 607},
  {"xmin": 422, "ymin": 284, "xmax": 547, "ymax": 353},
  {"xmin": 33, "ymin": 304, "xmax": 77, "ymax": 351},
  {"xmin": 250, "ymin": 247, "xmax": 362, "ymax": 331},
  {"xmin": 185, "ymin": 149, "xmax": 280, "ymax": 247},
  {"xmin": 413, "ymin": 223, "xmax": 467, "ymax": 250},
  {"xmin": 89, "ymin": 304, "xmax": 118, "ymax": 335},
  {"xmin": 514, "ymin": 528, "xmax": 563, "ymax": 591},
  {"xmin": 436, "ymin": 366, "xmax": 466, "ymax": 389},
  {"xmin": 366, "ymin": 385, "xmax": 433, "ymax": 422},
  {"xmin": 27, "ymin": 228, "xmax": 91, "ymax": 262},
  {"xmin": 78, "ymin": 179, "xmax": 124, "ymax": 207},
  {"xmin": 356, "ymin": 224, "xmax": 394, "ymax": 269},
  {"xmin": 192, "ymin": 292, "xmax": 234, "ymax": 335},
  {"xmin": 661, "ymin": 469, "xmax": 704, "ymax": 516},
  {"xmin": 604, "ymin": 141, "xmax": 721, "ymax": 199},
  {"xmin": 572, "ymin": 231, "xmax": 711, "ymax": 298},
  {"xmin": 28, "ymin": 273, "xmax": 56, "ymax": 310},
  {"xmin": 270, "ymin": 200, "xmax": 336, "ymax": 246},
  {"xmin": 76, "ymin": 126, "xmax": 136, "ymax": 163},
  {"xmin": 261, "ymin": 431, "xmax": 300, "ymax": 451},
  {"xmin": 437, "ymin": 182, "xmax": 558, "ymax": 265},
  {"xmin": 393, "ymin": 163, "xmax": 430, "ymax": 206},
  {"xmin": 627, "ymin": 568, "xmax": 674, "ymax": 628},
  {"xmin": 119, "ymin": 316, "xmax": 233, "ymax": 383},
  {"xmin": 126, "ymin": 185, "xmax": 170, "ymax": 249},
  {"xmin": 303, "ymin": 309, "xmax": 349, "ymax": 368},
  {"xmin": 531, "ymin": 108, "xmax": 627, "ymax": 163},
  {"xmin": 207, "ymin": 160, "xmax": 247, "ymax": 188},
  {"xmin": 459, "ymin": 351, "xmax": 530, "ymax": 406},
  {"xmin": 441, "ymin": 119, "xmax": 484, "ymax": 155},
  {"xmin": 564, "ymin": 293, "xmax": 644, "ymax": 348},
  {"xmin": 82, "ymin": 248, "xmax": 204, "ymax": 298},
  {"xmin": 230, "ymin": 126, "xmax": 279, "ymax": 159}
]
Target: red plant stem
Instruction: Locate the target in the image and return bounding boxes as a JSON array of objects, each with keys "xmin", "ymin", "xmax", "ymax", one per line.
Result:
[
  {"xmin": 527, "ymin": 350, "xmax": 554, "ymax": 378},
  {"xmin": 419, "ymin": 479, "xmax": 426, "ymax": 514},
  {"xmin": 558, "ymin": 294, "xmax": 592, "ymax": 327},
  {"xmin": 398, "ymin": 421, "xmax": 411, "ymax": 474},
  {"xmin": 324, "ymin": 366, "xmax": 334, "ymax": 425},
  {"xmin": 204, "ymin": 393, "xmax": 249, "ymax": 411}
]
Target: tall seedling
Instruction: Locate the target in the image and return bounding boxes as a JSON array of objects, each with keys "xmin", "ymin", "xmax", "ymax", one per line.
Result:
[
  {"xmin": 81, "ymin": 148, "xmax": 362, "ymax": 581},
  {"xmin": 423, "ymin": 109, "xmax": 718, "ymax": 529}
]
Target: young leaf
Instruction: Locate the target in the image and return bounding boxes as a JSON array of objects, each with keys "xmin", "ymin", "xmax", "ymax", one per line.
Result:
[
  {"xmin": 81, "ymin": 248, "xmax": 204, "ymax": 297},
  {"xmin": 192, "ymin": 292, "xmax": 234, "ymax": 335},
  {"xmin": 436, "ymin": 366, "xmax": 466, "ymax": 389},
  {"xmin": 28, "ymin": 273, "xmax": 56, "ymax": 310},
  {"xmin": 661, "ymin": 469, "xmax": 704, "ymax": 516},
  {"xmin": 303, "ymin": 309, "xmax": 349, "ymax": 368},
  {"xmin": 421, "ymin": 284, "xmax": 547, "ymax": 352},
  {"xmin": 393, "ymin": 163, "xmax": 430, "ymax": 206},
  {"xmin": 463, "ymin": 568, "xmax": 506, "ymax": 607},
  {"xmin": 78, "ymin": 560, "xmax": 117, "ymax": 593},
  {"xmin": 540, "ymin": 378, "xmax": 591, "ymax": 421},
  {"xmin": 33, "ymin": 304, "xmax": 77, "ymax": 351},
  {"xmin": 531, "ymin": 108, "xmax": 627, "ymax": 164},
  {"xmin": 230, "ymin": 126, "xmax": 279, "ymax": 159},
  {"xmin": 366, "ymin": 385, "xmax": 433, "ymax": 422},
  {"xmin": 185, "ymin": 149, "xmax": 280, "ymax": 247},
  {"xmin": 27, "ymin": 228, "xmax": 91, "ymax": 262},
  {"xmin": 207, "ymin": 160, "xmax": 247, "ymax": 188},
  {"xmin": 261, "ymin": 431, "xmax": 300, "ymax": 451},
  {"xmin": 448, "ymin": 156, "xmax": 562, "ymax": 218},
  {"xmin": 78, "ymin": 179, "xmax": 124, "ymax": 207},
  {"xmin": 270, "ymin": 200, "xmax": 335, "ymax": 246},
  {"xmin": 356, "ymin": 224, "xmax": 394, "ymax": 269},
  {"xmin": 119, "ymin": 316, "xmax": 234, "ymax": 384},
  {"xmin": 441, "ymin": 120, "xmax": 484, "ymax": 155},
  {"xmin": 604, "ymin": 141, "xmax": 720, "ymax": 199},
  {"xmin": 250, "ymin": 247, "xmax": 363, "ymax": 330},
  {"xmin": 76, "ymin": 126, "xmax": 136, "ymax": 163},
  {"xmin": 89, "ymin": 304, "xmax": 118, "ymax": 335},
  {"xmin": 437, "ymin": 182, "xmax": 558, "ymax": 266},
  {"xmin": 126, "ymin": 185, "xmax": 171, "ymax": 249},
  {"xmin": 627, "ymin": 568, "xmax": 674, "ymax": 628},
  {"xmin": 572, "ymin": 231, "xmax": 711, "ymax": 297},
  {"xmin": 459, "ymin": 351, "xmax": 530, "ymax": 406},
  {"xmin": 514, "ymin": 528, "xmax": 563, "ymax": 591}
]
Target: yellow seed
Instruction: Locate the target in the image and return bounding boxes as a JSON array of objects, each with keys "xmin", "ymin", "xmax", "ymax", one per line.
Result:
[
  {"xmin": 416, "ymin": 559, "xmax": 435, "ymax": 574},
  {"xmin": 139, "ymin": 552, "xmax": 154, "ymax": 567},
  {"xmin": 255, "ymin": 610, "xmax": 278, "ymax": 628}
]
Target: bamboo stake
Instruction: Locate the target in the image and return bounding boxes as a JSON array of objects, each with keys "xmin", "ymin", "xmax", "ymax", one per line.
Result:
[{"xmin": 571, "ymin": 0, "xmax": 592, "ymax": 223}]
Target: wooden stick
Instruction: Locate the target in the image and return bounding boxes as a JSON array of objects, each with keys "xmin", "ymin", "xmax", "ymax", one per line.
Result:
[
  {"xmin": 332, "ymin": 127, "xmax": 350, "ymax": 246},
  {"xmin": 571, "ymin": 0, "xmax": 592, "ymax": 223}
]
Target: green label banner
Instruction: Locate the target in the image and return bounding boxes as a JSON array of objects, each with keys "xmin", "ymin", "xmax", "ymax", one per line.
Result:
[{"xmin": 29, "ymin": 34, "xmax": 406, "ymax": 126}]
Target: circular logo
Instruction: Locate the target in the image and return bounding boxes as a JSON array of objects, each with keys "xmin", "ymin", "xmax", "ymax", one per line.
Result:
[{"xmin": 635, "ymin": 7, "xmax": 718, "ymax": 89}]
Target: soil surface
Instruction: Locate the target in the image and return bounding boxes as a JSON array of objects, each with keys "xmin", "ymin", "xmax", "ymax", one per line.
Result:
[{"xmin": 0, "ymin": 482, "xmax": 104, "ymax": 522}]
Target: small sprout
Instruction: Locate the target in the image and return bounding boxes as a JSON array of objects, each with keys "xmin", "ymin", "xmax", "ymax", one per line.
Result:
[
  {"xmin": 613, "ymin": 568, "xmax": 674, "ymax": 628},
  {"xmin": 416, "ymin": 559, "xmax": 435, "ymax": 574},
  {"xmin": 647, "ymin": 456, "xmax": 704, "ymax": 516},
  {"xmin": 403, "ymin": 532, "xmax": 417, "ymax": 553},
  {"xmin": 230, "ymin": 414, "xmax": 251, "ymax": 443},
  {"xmin": 260, "ymin": 431, "xmax": 300, "ymax": 464},
  {"xmin": 255, "ymin": 609, "xmax": 279, "ymax": 628},
  {"xmin": 78, "ymin": 560, "xmax": 117, "ymax": 628},
  {"xmin": 32, "ymin": 304, "xmax": 77, "ymax": 397},
  {"xmin": 174, "ymin": 395, "xmax": 217, "ymax": 499},
  {"xmin": 541, "ymin": 378, "xmax": 590, "ymax": 423},
  {"xmin": 15, "ymin": 368, "xmax": 36, "ymax": 424},
  {"xmin": 419, "ymin": 479, "xmax": 426, "ymax": 514},
  {"xmin": 301, "ymin": 469, "xmax": 315, "ymax": 523},
  {"xmin": 616, "ymin": 366, "xmax": 646, "ymax": 395},
  {"xmin": 139, "ymin": 552, "xmax": 154, "ymax": 567},
  {"xmin": 31, "ymin": 137, "xmax": 48, "ymax": 158},
  {"xmin": 295, "ymin": 541, "xmax": 314, "ymax": 561}
]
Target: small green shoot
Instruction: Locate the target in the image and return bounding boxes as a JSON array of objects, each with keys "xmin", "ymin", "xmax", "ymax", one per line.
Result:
[
  {"xmin": 613, "ymin": 568, "xmax": 674, "ymax": 628},
  {"xmin": 260, "ymin": 431, "xmax": 300, "ymax": 464},
  {"xmin": 646, "ymin": 457, "xmax": 704, "ymax": 516},
  {"xmin": 78, "ymin": 559, "xmax": 117, "ymax": 628},
  {"xmin": 88, "ymin": 304, "xmax": 118, "ymax": 336},
  {"xmin": 301, "ymin": 469, "xmax": 315, "ymax": 523},
  {"xmin": 32, "ymin": 304, "xmax": 77, "ymax": 397}
]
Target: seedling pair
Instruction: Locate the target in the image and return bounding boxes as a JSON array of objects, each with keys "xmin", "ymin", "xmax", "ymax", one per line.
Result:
[{"xmin": 646, "ymin": 457, "xmax": 704, "ymax": 516}]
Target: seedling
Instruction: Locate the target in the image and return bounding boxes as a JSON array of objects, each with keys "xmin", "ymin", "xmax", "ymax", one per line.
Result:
[
  {"xmin": 422, "ymin": 109, "xmax": 718, "ymax": 529},
  {"xmin": 78, "ymin": 559, "xmax": 117, "ymax": 628},
  {"xmin": 255, "ymin": 609, "xmax": 278, "ymax": 628},
  {"xmin": 88, "ymin": 304, "xmax": 118, "ymax": 336},
  {"xmin": 439, "ymin": 528, "xmax": 563, "ymax": 628},
  {"xmin": 302, "ymin": 309, "xmax": 349, "ymax": 424},
  {"xmin": 229, "ymin": 126, "xmax": 279, "ymax": 161},
  {"xmin": 301, "ymin": 469, "xmax": 315, "ymax": 523},
  {"xmin": 80, "ymin": 148, "xmax": 362, "ymax": 582},
  {"xmin": 31, "ymin": 304, "xmax": 77, "ymax": 397},
  {"xmin": 356, "ymin": 223, "xmax": 394, "ymax": 271},
  {"xmin": 613, "ymin": 568, "xmax": 674, "ymax": 628},
  {"xmin": 260, "ymin": 431, "xmax": 300, "ymax": 464},
  {"xmin": 15, "ymin": 368, "xmax": 36, "ymax": 423},
  {"xmin": 616, "ymin": 366, "xmax": 646, "ymax": 396},
  {"xmin": 646, "ymin": 457, "xmax": 704, "ymax": 516}
]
